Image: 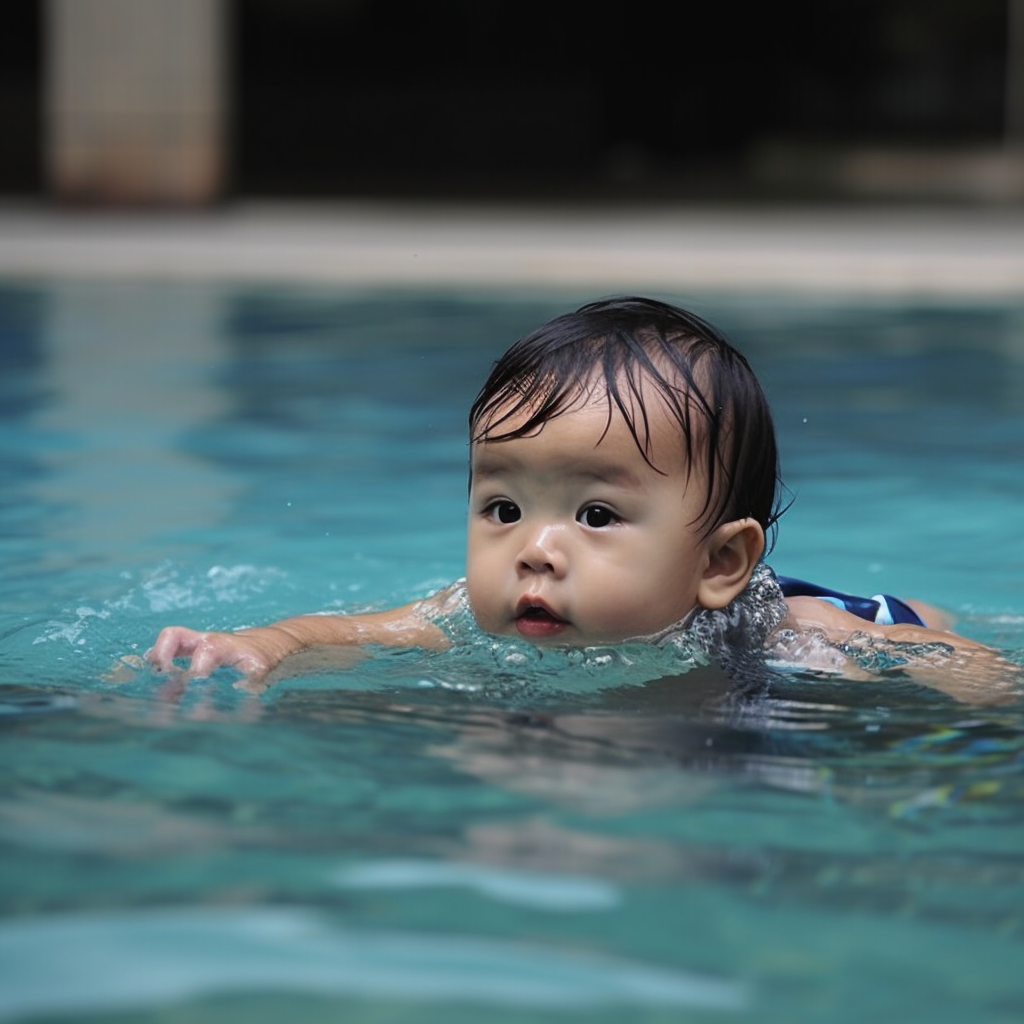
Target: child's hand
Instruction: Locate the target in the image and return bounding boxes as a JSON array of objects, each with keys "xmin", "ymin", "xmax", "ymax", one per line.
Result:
[
  {"xmin": 145, "ymin": 599, "xmax": 450, "ymax": 692},
  {"xmin": 146, "ymin": 626, "xmax": 283, "ymax": 685}
]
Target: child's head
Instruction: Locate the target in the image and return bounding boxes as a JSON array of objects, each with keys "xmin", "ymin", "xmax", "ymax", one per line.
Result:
[{"xmin": 465, "ymin": 296, "xmax": 784, "ymax": 645}]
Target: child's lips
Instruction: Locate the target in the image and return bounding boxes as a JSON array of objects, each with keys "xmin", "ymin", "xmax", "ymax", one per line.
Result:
[{"xmin": 515, "ymin": 597, "xmax": 569, "ymax": 638}]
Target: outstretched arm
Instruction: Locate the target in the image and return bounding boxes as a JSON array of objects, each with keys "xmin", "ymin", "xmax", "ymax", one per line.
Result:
[
  {"xmin": 147, "ymin": 595, "xmax": 451, "ymax": 688},
  {"xmin": 779, "ymin": 596, "xmax": 1019, "ymax": 704}
]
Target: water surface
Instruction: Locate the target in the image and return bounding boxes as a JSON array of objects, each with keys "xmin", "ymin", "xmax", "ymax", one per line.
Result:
[{"xmin": 1, "ymin": 283, "xmax": 1023, "ymax": 1023}]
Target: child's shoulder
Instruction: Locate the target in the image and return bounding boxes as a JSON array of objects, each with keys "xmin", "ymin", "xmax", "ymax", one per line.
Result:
[{"xmin": 772, "ymin": 591, "xmax": 1017, "ymax": 705}]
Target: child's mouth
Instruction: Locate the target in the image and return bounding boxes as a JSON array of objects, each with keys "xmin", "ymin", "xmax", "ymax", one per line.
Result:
[{"xmin": 515, "ymin": 603, "xmax": 568, "ymax": 638}]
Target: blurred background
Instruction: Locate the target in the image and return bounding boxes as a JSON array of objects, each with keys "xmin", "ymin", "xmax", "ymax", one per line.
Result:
[{"xmin": 1, "ymin": 0, "xmax": 1023, "ymax": 209}]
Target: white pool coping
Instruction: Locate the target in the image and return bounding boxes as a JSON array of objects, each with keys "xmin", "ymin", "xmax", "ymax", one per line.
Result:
[{"xmin": 1, "ymin": 200, "xmax": 1023, "ymax": 297}]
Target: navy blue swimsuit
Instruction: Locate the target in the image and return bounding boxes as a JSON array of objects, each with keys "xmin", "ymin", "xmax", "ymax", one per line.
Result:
[{"xmin": 776, "ymin": 576, "xmax": 926, "ymax": 628}]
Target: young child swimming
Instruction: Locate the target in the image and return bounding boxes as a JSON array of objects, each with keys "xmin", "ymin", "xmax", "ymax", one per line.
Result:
[{"xmin": 147, "ymin": 297, "xmax": 1014, "ymax": 701}]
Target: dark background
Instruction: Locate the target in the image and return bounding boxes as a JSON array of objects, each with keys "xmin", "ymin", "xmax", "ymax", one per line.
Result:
[{"xmin": 0, "ymin": 0, "xmax": 1016, "ymax": 201}]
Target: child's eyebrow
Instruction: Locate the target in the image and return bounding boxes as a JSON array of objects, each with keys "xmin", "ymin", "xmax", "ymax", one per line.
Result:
[
  {"xmin": 472, "ymin": 449, "xmax": 643, "ymax": 488},
  {"xmin": 469, "ymin": 451, "xmax": 513, "ymax": 478},
  {"xmin": 570, "ymin": 463, "xmax": 644, "ymax": 487}
]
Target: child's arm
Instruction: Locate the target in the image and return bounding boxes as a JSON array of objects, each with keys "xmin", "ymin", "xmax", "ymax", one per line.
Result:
[
  {"xmin": 147, "ymin": 597, "xmax": 450, "ymax": 687},
  {"xmin": 780, "ymin": 597, "xmax": 1019, "ymax": 704}
]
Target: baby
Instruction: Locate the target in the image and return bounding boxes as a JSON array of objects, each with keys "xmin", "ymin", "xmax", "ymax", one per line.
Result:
[{"xmin": 148, "ymin": 297, "xmax": 1012, "ymax": 701}]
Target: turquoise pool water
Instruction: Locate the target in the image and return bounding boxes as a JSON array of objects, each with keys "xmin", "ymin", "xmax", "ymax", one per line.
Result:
[{"xmin": 1, "ymin": 282, "xmax": 1023, "ymax": 1023}]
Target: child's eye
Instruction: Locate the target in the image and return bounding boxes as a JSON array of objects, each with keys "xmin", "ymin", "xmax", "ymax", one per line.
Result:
[
  {"xmin": 578, "ymin": 504, "xmax": 618, "ymax": 528},
  {"xmin": 486, "ymin": 500, "xmax": 521, "ymax": 524}
]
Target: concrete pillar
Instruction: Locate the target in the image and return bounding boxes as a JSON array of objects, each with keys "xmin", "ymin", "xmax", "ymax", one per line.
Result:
[{"xmin": 45, "ymin": 0, "xmax": 229, "ymax": 206}]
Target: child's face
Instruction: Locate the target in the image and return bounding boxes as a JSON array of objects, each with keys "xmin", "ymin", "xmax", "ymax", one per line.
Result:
[{"xmin": 466, "ymin": 385, "xmax": 722, "ymax": 645}]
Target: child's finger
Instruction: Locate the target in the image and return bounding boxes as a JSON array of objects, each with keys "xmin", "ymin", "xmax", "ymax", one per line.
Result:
[
  {"xmin": 188, "ymin": 640, "xmax": 233, "ymax": 680},
  {"xmin": 146, "ymin": 627, "xmax": 202, "ymax": 673}
]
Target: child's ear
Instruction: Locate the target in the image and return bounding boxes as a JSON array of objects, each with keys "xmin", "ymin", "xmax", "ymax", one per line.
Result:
[{"xmin": 696, "ymin": 518, "xmax": 766, "ymax": 610}]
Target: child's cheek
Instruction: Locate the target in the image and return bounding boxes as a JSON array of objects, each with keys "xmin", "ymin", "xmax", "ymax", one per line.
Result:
[{"xmin": 465, "ymin": 572, "xmax": 498, "ymax": 633}]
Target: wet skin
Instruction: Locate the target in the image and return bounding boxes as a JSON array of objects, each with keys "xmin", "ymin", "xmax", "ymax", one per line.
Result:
[{"xmin": 465, "ymin": 390, "xmax": 762, "ymax": 647}]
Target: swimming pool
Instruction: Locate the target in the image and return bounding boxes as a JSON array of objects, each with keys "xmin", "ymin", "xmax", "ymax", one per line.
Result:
[{"xmin": 1, "ymin": 281, "xmax": 1023, "ymax": 1023}]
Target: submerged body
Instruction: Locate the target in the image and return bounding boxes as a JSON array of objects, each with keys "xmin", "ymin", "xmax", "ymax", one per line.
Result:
[{"xmin": 147, "ymin": 298, "xmax": 1017, "ymax": 703}]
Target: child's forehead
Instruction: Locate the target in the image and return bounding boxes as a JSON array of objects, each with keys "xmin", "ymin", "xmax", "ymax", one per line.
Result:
[{"xmin": 474, "ymin": 375, "xmax": 700, "ymax": 465}]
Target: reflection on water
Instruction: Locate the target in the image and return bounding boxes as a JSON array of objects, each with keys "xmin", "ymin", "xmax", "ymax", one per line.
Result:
[
  {"xmin": 1, "ymin": 645, "xmax": 1023, "ymax": 1021},
  {"xmin": 3, "ymin": 666, "xmax": 1022, "ymax": 885},
  {"xmin": 2, "ymin": 282, "xmax": 242, "ymax": 588},
  {"xmin": 0, "ymin": 904, "xmax": 750, "ymax": 1019}
]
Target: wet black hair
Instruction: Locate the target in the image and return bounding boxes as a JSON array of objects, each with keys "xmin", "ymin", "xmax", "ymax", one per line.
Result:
[{"xmin": 469, "ymin": 296, "xmax": 785, "ymax": 550}]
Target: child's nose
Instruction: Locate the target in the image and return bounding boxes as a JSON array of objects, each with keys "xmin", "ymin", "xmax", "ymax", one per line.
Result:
[{"xmin": 516, "ymin": 524, "xmax": 568, "ymax": 576}]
